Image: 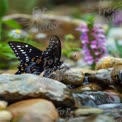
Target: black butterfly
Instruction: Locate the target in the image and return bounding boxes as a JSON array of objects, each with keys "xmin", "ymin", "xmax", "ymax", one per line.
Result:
[{"xmin": 9, "ymin": 35, "xmax": 62, "ymax": 77}]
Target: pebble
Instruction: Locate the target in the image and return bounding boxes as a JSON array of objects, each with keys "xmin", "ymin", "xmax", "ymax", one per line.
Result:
[
  {"xmin": 0, "ymin": 110, "xmax": 12, "ymax": 121},
  {"xmin": 7, "ymin": 99, "xmax": 59, "ymax": 122},
  {"xmin": 74, "ymin": 108, "xmax": 104, "ymax": 116},
  {"xmin": 95, "ymin": 56, "xmax": 122, "ymax": 70},
  {"xmin": 0, "ymin": 101, "xmax": 8, "ymax": 110}
]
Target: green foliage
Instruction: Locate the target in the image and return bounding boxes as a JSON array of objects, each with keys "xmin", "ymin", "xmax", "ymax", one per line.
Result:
[
  {"xmin": 0, "ymin": 0, "xmax": 8, "ymax": 18},
  {"xmin": 0, "ymin": 42, "xmax": 15, "ymax": 59},
  {"xmin": 62, "ymin": 41, "xmax": 81, "ymax": 58},
  {"xmin": 10, "ymin": 0, "xmax": 39, "ymax": 13},
  {"xmin": 82, "ymin": 14, "xmax": 95, "ymax": 24},
  {"xmin": 63, "ymin": 34, "xmax": 81, "ymax": 58},
  {"xmin": 3, "ymin": 19, "xmax": 22, "ymax": 29},
  {"xmin": 71, "ymin": 8, "xmax": 82, "ymax": 19},
  {"xmin": 64, "ymin": 34, "xmax": 75, "ymax": 41},
  {"xmin": 0, "ymin": 0, "xmax": 9, "ymax": 40},
  {"xmin": 0, "ymin": 41, "xmax": 16, "ymax": 69}
]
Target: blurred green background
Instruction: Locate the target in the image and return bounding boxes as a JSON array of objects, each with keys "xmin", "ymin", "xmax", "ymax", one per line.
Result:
[{"xmin": 0, "ymin": 0, "xmax": 122, "ymax": 70}]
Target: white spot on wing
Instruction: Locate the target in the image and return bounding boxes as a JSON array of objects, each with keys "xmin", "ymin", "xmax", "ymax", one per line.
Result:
[
  {"xmin": 22, "ymin": 52, "xmax": 26, "ymax": 54},
  {"xmin": 29, "ymin": 49, "xmax": 32, "ymax": 52},
  {"xmin": 17, "ymin": 45, "xmax": 21, "ymax": 47},
  {"xmin": 25, "ymin": 45, "xmax": 28, "ymax": 47}
]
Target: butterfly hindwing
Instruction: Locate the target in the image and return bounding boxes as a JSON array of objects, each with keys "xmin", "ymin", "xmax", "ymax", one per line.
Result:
[
  {"xmin": 9, "ymin": 41, "xmax": 42, "ymax": 62},
  {"xmin": 43, "ymin": 35, "xmax": 61, "ymax": 69}
]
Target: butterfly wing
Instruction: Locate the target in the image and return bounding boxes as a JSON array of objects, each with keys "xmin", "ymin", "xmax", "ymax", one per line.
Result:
[
  {"xmin": 9, "ymin": 41, "xmax": 44, "ymax": 75},
  {"xmin": 9, "ymin": 36, "xmax": 62, "ymax": 77},
  {"xmin": 49, "ymin": 35, "xmax": 61, "ymax": 62},
  {"xmin": 42, "ymin": 35, "xmax": 62, "ymax": 77},
  {"xmin": 15, "ymin": 56, "xmax": 44, "ymax": 75},
  {"xmin": 9, "ymin": 41, "xmax": 42, "ymax": 62}
]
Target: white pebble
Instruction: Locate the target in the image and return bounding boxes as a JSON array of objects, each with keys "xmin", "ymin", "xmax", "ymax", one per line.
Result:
[
  {"xmin": 0, "ymin": 101, "xmax": 8, "ymax": 110},
  {"xmin": 0, "ymin": 110, "xmax": 12, "ymax": 121}
]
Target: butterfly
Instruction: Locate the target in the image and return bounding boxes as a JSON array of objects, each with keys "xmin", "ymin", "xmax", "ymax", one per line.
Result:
[{"xmin": 9, "ymin": 35, "xmax": 62, "ymax": 77}]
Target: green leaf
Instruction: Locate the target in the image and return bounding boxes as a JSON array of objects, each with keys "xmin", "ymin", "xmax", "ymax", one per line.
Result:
[
  {"xmin": 64, "ymin": 34, "xmax": 75, "ymax": 40},
  {"xmin": 0, "ymin": 0, "xmax": 8, "ymax": 18},
  {"xmin": 3, "ymin": 19, "xmax": 22, "ymax": 29}
]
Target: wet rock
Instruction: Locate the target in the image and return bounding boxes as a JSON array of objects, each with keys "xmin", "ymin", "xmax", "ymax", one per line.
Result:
[
  {"xmin": 7, "ymin": 99, "xmax": 58, "ymax": 122},
  {"xmin": 87, "ymin": 68, "xmax": 114, "ymax": 87},
  {"xmin": 73, "ymin": 91, "xmax": 122, "ymax": 108},
  {"xmin": 95, "ymin": 56, "xmax": 122, "ymax": 70},
  {"xmin": 0, "ymin": 110, "xmax": 12, "ymax": 122},
  {"xmin": 72, "ymin": 83, "xmax": 102, "ymax": 93},
  {"xmin": 0, "ymin": 74, "xmax": 74, "ymax": 106},
  {"xmin": 74, "ymin": 107, "xmax": 103, "ymax": 116},
  {"xmin": 66, "ymin": 115, "xmax": 115, "ymax": 122},
  {"xmin": 98, "ymin": 103, "xmax": 122, "ymax": 118}
]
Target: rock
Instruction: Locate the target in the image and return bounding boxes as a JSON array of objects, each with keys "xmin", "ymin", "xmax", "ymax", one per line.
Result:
[
  {"xmin": 75, "ymin": 60, "xmax": 90, "ymax": 69},
  {"xmin": 7, "ymin": 99, "xmax": 58, "ymax": 122},
  {"xmin": 73, "ymin": 91, "xmax": 122, "ymax": 108},
  {"xmin": 63, "ymin": 59, "xmax": 75, "ymax": 68},
  {"xmin": 115, "ymin": 117, "xmax": 122, "ymax": 122},
  {"xmin": 74, "ymin": 107, "xmax": 103, "ymax": 116},
  {"xmin": 57, "ymin": 118, "xmax": 65, "ymax": 122},
  {"xmin": 111, "ymin": 65, "xmax": 122, "ymax": 84},
  {"xmin": 86, "ymin": 67, "xmax": 122, "ymax": 87},
  {"xmin": 0, "ymin": 74, "xmax": 74, "ymax": 106},
  {"xmin": 98, "ymin": 103, "xmax": 122, "ymax": 118},
  {"xmin": 87, "ymin": 68, "xmax": 114, "ymax": 87},
  {"xmin": 95, "ymin": 56, "xmax": 122, "ymax": 70},
  {"xmin": 72, "ymin": 84, "xmax": 102, "ymax": 93},
  {"xmin": 54, "ymin": 68, "xmax": 85, "ymax": 85},
  {"xmin": 0, "ymin": 101, "xmax": 8, "ymax": 110},
  {"xmin": 0, "ymin": 110, "xmax": 12, "ymax": 121},
  {"xmin": 62, "ymin": 69, "xmax": 84, "ymax": 85},
  {"xmin": 66, "ymin": 115, "xmax": 115, "ymax": 122},
  {"xmin": 79, "ymin": 69, "xmax": 96, "ymax": 74}
]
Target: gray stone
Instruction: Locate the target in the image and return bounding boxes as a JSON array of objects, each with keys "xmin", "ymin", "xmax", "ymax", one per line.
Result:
[
  {"xmin": 66, "ymin": 115, "xmax": 115, "ymax": 122},
  {"xmin": 0, "ymin": 74, "xmax": 74, "ymax": 106}
]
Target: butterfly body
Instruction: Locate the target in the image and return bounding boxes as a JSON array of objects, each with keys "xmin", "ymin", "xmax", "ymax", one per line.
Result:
[{"xmin": 9, "ymin": 35, "xmax": 62, "ymax": 77}]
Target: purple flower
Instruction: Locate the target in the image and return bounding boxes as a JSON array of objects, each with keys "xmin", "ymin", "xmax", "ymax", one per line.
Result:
[
  {"xmin": 76, "ymin": 23, "xmax": 108, "ymax": 67},
  {"xmin": 76, "ymin": 23, "xmax": 89, "ymax": 32}
]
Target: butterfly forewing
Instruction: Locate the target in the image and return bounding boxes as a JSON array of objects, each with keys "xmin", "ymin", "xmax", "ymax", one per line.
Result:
[{"xmin": 9, "ymin": 41, "xmax": 42, "ymax": 62}]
